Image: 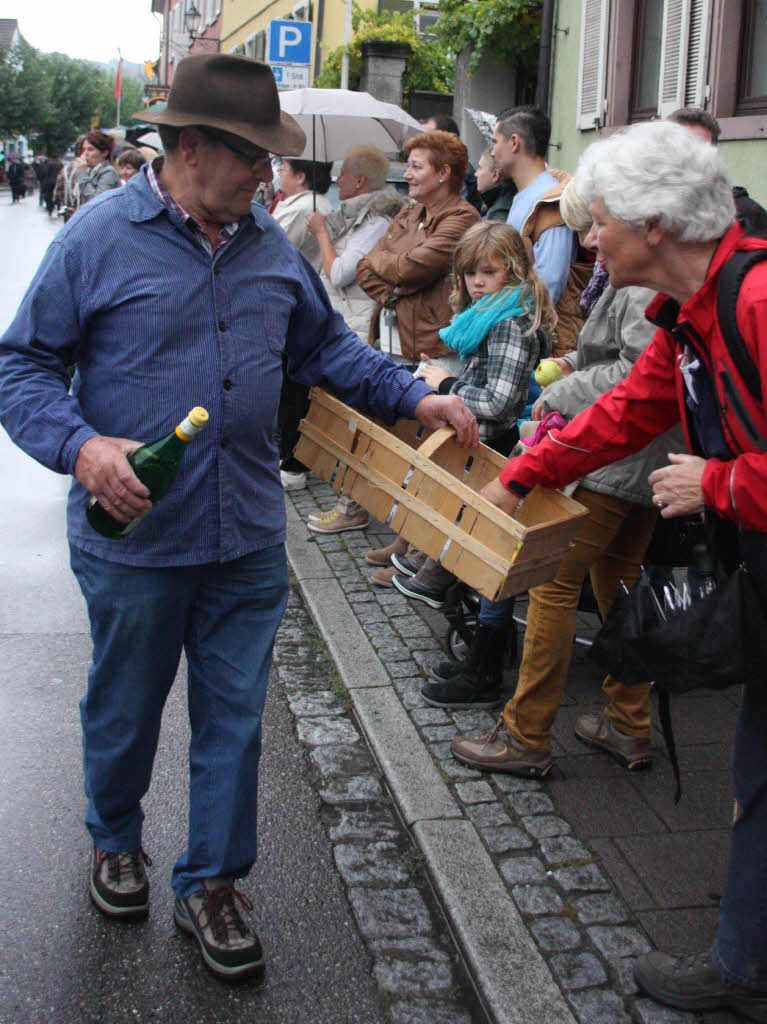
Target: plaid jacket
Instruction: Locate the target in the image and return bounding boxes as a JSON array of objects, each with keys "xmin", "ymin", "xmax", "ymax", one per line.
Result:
[{"xmin": 442, "ymin": 313, "xmax": 549, "ymax": 442}]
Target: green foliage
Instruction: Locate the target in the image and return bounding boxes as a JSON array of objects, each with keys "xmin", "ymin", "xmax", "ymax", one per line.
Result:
[
  {"xmin": 434, "ymin": 0, "xmax": 542, "ymax": 76},
  {"xmin": 0, "ymin": 40, "xmax": 147, "ymax": 154},
  {"xmin": 315, "ymin": 3, "xmax": 453, "ymax": 98}
]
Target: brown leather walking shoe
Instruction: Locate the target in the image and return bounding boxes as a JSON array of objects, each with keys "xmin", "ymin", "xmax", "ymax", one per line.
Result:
[
  {"xmin": 364, "ymin": 536, "xmax": 408, "ymax": 566},
  {"xmin": 451, "ymin": 719, "xmax": 552, "ymax": 778},
  {"xmin": 575, "ymin": 711, "xmax": 652, "ymax": 770},
  {"xmin": 634, "ymin": 950, "xmax": 767, "ymax": 1019}
]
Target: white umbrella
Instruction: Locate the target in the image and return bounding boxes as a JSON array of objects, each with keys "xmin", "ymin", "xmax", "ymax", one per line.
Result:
[{"xmin": 278, "ymin": 88, "xmax": 423, "ymax": 162}]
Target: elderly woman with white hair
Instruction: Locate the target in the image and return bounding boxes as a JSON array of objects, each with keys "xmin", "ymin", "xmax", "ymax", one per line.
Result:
[
  {"xmin": 302, "ymin": 145, "xmax": 407, "ymax": 534},
  {"xmin": 450, "ymin": 120, "xmax": 767, "ymax": 1020}
]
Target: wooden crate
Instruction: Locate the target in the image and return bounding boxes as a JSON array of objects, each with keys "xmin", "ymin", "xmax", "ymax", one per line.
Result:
[{"xmin": 294, "ymin": 388, "xmax": 589, "ymax": 600}]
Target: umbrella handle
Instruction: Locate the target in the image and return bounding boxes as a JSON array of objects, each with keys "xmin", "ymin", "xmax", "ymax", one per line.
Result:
[{"xmin": 312, "ymin": 115, "xmax": 316, "ymax": 211}]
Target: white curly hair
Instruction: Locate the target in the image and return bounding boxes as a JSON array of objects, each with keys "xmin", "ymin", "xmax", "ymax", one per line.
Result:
[{"xmin": 575, "ymin": 120, "xmax": 735, "ymax": 243}]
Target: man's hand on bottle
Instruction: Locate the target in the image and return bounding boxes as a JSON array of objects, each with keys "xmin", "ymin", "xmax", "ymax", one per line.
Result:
[
  {"xmin": 413, "ymin": 394, "xmax": 479, "ymax": 449},
  {"xmin": 75, "ymin": 436, "xmax": 152, "ymax": 523}
]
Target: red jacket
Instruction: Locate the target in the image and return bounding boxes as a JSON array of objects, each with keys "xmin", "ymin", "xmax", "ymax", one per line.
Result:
[{"xmin": 500, "ymin": 223, "xmax": 767, "ymax": 532}]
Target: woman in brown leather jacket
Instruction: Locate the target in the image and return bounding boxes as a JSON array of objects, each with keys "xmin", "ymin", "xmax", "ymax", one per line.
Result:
[{"xmin": 356, "ymin": 130, "xmax": 480, "ymax": 366}]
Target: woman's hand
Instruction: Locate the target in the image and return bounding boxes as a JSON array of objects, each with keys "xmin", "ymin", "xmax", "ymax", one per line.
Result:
[
  {"xmin": 479, "ymin": 477, "xmax": 522, "ymax": 516},
  {"xmin": 648, "ymin": 453, "xmax": 706, "ymax": 517},
  {"xmin": 305, "ymin": 211, "xmax": 328, "ymax": 237},
  {"xmin": 531, "ymin": 397, "xmax": 546, "ymax": 421},
  {"xmin": 552, "ymin": 357, "xmax": 574, "ymax": 377}
]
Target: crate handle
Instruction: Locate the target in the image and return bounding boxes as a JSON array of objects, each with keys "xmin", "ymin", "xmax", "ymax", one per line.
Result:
[{"xmin": 416, "ymin": 426, "xmax": 455, "ymax": 460}]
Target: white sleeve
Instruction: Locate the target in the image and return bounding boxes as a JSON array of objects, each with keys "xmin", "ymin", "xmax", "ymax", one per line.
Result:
[{"xmin": 329, "ymin": 216, "xmax": 390, "ymax": 289}]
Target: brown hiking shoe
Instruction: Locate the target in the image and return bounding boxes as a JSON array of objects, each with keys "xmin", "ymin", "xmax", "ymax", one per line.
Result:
[
  {"xmin": 364, "ymin": 536, "xmax": 408, "ymax": 566},
  {"xmin": 575, "ymin": 711, "xmax": 652, "ymax": 770},
  {"xmin": 451, "ymin": 719, "xmax": 552, "ymax": 778},
  {"xmin": 370, "ymin": 566, "xmax": 397, "ymax": 587}
]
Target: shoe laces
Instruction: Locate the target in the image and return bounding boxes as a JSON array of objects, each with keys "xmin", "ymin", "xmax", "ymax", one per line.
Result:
[
  {"xmin": 195, "ymin": 883, "xmax": 254, "ymax": 945},
  {"xmin": 99, "ymin": 847, "xmax": 152, "ymax": 884}
]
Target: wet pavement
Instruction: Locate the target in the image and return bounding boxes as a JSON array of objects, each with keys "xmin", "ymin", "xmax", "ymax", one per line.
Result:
[{"xmin": 0, "ymin": 192, "xmax": 479, "ymax": 1024}]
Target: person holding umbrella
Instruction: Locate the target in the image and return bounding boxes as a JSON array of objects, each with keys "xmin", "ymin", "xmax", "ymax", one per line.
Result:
[{"xmin": 271, "ymin": 156, "xmax": 333, "ymax": 492}]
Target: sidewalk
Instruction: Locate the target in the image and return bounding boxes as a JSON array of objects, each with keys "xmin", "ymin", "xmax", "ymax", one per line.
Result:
[{"xmin": 284, "ymin": 477, "xmax": 741, "ymax": 1024}]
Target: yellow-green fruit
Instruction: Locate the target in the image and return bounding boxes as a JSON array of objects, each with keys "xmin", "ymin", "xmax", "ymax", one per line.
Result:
[{"xmin": 535, "ymin": 359, "xmax": 564, "ymax": 387}]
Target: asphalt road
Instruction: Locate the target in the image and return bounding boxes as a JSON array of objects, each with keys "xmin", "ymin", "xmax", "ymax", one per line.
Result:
[{"xmin": 0, "ymin": 190, "xmax": 386, "ymax": 1024}]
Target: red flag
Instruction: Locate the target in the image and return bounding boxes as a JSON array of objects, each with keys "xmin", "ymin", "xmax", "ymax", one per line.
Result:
[{"xmin": 114, "ymin": 59, "xmax": 123, "ymax": 100}]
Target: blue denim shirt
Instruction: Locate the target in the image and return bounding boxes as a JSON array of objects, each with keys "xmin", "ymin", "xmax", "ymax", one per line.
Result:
[{"xmin": 0, "ymin": 167, "xmax": 432, "ymax": 566}]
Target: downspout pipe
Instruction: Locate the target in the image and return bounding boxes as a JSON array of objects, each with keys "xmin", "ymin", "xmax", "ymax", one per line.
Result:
[{"xmin": 537, "ymin": 0, "xmax": 555, "ymax": 115}]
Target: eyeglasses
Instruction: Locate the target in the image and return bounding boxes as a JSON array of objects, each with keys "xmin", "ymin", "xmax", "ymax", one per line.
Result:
[{"xmin": 200, "ymin": 128, "xmax": 271, "ymax": 168}]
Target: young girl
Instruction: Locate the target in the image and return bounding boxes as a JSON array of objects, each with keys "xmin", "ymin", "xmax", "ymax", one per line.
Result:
[{"xmin": 389, "ymin": 222, "xmax": 557, "ymax": 708}]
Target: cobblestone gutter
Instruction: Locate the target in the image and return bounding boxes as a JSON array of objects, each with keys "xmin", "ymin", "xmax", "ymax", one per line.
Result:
[{"xmin": 282, "ymin": 482, "xmax": 697, "ymax": 1024}]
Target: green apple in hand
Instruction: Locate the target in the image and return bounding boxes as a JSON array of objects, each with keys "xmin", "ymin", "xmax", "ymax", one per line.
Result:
[{"xmin": 534, "ymin": 359, "xmax": 564, "ymax": 388}]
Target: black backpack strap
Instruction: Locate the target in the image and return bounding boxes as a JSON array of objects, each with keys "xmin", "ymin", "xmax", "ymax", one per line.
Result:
[{"xmin": 716, "ymin": 250, "xmax": 767, "ymax": 402}]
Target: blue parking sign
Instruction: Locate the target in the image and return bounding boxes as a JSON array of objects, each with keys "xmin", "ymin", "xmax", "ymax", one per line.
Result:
[{"xmin": 268, "ymin": 20, "xmax": 312, "ymax": 65}]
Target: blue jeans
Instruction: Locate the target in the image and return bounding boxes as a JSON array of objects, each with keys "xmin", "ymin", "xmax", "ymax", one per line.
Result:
[
  {"xmin": 70, "ymin": 544, "xmax": 289, "ymax": 899},
  {"xmin": 712, "ymin": 675, "xmax": 767, "ymax": 989},
  {"xmin": 478, "ymin": 595, "xmax": 516, "ymax": 629}
]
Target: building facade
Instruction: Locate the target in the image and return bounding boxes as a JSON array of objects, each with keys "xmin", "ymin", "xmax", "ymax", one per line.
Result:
[{"xmin": 548, "ymin": 0, "xmax": 766, "ymax": 202}]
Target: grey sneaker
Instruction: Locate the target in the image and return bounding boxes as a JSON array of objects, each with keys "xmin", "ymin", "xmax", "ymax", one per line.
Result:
[
  {"xmin": 575, "ymin": 711, "xmax": 652, "ymax": 770},
  {"xmin": 174, "ymin": 877, "xmax": 264, "ymax": 980},
  {"xmin": 634, "ymin": 950, "xmax": 767, "ymax": 1019},
  {"xmin": 451, "ymin": 719, "xmax": 552, "ymax": 778},
  {"xmin": 90, "ymin": 844, "xmax": 151, "ymax": 918}
]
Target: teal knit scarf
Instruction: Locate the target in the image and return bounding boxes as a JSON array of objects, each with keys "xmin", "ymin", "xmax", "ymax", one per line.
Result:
[{"xmin": 438, "ymin": 285, "xmax": 531, "ymax": 361}]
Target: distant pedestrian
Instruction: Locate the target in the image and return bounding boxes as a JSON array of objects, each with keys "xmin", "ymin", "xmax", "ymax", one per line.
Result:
[
  {"xmin": 77, "ymin": 131, "xmax": 121, "ymax": 205},
  {"xmin": 40, "ymin": 154, "xmax": 63, "ymax": 215},
  {"xmin": 116, "ymin": 149, "xmax": 146, "ymax": 183},
  {"xmin": 7, "ymin": 156, "xmax": 26, "ymax": 202}
]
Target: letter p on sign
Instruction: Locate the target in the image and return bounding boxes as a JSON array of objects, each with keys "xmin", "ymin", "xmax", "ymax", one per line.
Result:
[
  {"xmin": 269, "ymin": 19, "xmax": 312, "ymax": 64},
  {"xmin": 278, "ymin": 25, "xmax": 302, "ymax": 56}
]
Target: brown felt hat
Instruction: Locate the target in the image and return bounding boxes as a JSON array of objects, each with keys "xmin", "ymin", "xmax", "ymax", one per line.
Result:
[{"xmin": 135, "ymin": 54, "xmax": 306, "ymax": 156}]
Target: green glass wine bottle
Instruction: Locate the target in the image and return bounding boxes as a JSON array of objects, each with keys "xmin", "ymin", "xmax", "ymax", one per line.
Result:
[{"xmin": 86, "ymin": 407, "xmax": 210, "ymax": 539}]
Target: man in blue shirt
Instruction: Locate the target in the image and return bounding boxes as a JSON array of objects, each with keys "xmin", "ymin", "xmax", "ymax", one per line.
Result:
[{"xmin": 0, "ymin": 54, "xmax": 477, "ymax": 981}]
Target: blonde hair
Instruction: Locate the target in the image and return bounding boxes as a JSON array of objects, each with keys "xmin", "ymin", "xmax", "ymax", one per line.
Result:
[
  {"xmin": 480, "ymin": 147, "xmax": 498, "ymax": 173},
  {"xmin": 343, "ymin": 145, "xmax": 389, "ymax": 191},
  {"xmin": 450, "ymin": 222, "xmax": 557, "ymax": 336},
  {"xmin": 559, "ymin": 178, "xmax": 592, "ymax": 233}
]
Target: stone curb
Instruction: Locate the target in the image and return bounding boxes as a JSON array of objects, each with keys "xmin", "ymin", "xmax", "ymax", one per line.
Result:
[{"xmin": 285, "ymin": 506, "xmax": 578, "ymax": 1024}]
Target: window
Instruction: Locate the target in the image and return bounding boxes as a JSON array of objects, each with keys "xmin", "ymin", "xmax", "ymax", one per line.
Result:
[
  {"xmin": 578, "ymin": 0, "xmax": 764, "ymax": 137},
  {"xmin": 737, "ymin": 0, "xmax": 767, "ymax": 113},
  {"xmin": 630, "ymin": 0, "xmax": 664, "ymax": 119}
]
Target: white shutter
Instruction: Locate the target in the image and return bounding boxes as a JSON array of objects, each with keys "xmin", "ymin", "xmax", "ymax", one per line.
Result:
[
  {"xmin": 658, "ymin": 0, "xmax": 691, "ymax": 116},
  {"xmin": 576, "ymin": 0, "xmax": 610, "ymax": 130},
  {"xmin": 684, "ymin": 0, "xmax": 712, "ymax": 107}
]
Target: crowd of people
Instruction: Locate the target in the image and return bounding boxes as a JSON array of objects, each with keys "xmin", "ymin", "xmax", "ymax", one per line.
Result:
[
  {"xmin": 1, "ymin": 51, "xmax": 766, "ymax": 1022},
  {"xmin": 5, "ymin": 130, "xmax": 155, "ymax": 218}
]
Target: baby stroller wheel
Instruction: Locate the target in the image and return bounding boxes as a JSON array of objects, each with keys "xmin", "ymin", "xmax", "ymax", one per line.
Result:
[{"xmin": 447, "ymin": 615, "xmax": 477, "ymax": 663}]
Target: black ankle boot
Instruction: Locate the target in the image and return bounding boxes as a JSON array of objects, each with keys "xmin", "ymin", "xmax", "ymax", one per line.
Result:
[{"xmin": 421, "ymin": 624, "xmax": 506, "ymax": 709}]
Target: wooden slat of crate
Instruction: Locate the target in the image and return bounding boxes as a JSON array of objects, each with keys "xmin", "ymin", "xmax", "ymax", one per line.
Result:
[
  {"xmin": 297, "ymin": 418, "xmax": 512, "ymax": 579},
  {"xmin": 295, "ymin": 389, "xmax": 588, "ymax": 599}
]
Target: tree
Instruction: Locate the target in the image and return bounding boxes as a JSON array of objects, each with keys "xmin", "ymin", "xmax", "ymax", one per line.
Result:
[
  {"xmin": 0, "ymin": 40, "xmax": 149, "ymax": 154},
  {"xmin": 434, "ymin": 0, "xmax": 542, "ymax": 77},
  {"xmin": 315, "ymin": 4, "xmax": 453, "ymax": 98}
]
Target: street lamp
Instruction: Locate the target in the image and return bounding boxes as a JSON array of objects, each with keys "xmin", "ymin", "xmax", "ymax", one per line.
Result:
[{"xmin": 184, "ymin": 1, "xmax": 202, "ymax": 42}]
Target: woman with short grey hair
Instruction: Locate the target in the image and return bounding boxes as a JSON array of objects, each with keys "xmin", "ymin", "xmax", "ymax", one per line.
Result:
[{"xmin": 451, "ymin": 120, "xmax": 767, "ymax": 1021}]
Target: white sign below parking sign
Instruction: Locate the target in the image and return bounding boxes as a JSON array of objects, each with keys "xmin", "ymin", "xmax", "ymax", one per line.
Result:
[
  {"xmin": 271, "ymin": 64, "xmax": 311, "ymax": 90},
  {"xmin": 268, "ymin": 20, "xmax": 312, "ymax": 65}
]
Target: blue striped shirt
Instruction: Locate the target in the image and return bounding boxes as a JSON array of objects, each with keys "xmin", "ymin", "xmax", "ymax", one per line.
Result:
[{"xmin": 0, "ymin": 165, "xmax": 432, "ymax": 566}]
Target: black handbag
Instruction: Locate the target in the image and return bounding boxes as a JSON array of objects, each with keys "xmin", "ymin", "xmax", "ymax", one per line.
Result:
[{"xmin": 590, "ymin": 564, "xmax": 767, "ymax": 800}]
